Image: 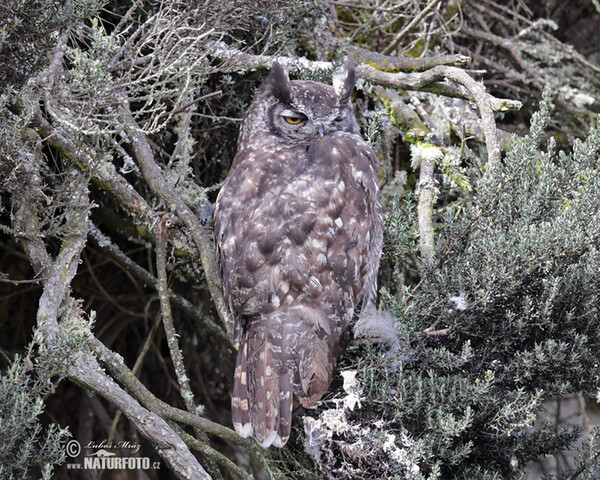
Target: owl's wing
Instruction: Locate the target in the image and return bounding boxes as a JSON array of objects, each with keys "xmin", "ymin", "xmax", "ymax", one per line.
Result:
[{"xmin": 213, "ymin": 223, "xmax": 242, "ymax": 345}]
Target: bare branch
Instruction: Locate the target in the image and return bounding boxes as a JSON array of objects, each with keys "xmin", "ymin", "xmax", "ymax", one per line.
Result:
[
  {"xmin": 381, "ymin": 0, "xmax": 444, "ymax": 55},
  {"xmin": 347, "ymin": 45, "xmax": 471, "ymax": 71},
  {"xmin": 118, "ymin": 104, "xmax": 233, "ymax": 340},
  {"xmin": 153, "ymin": 214, "xmax": 225, "ymax": 480},
  {"xmin": 417, "ymin": 159, "xmax": 437, "ymax": 265},
  {"xmin": 12, "ymin": 162, "xmax": 210, "ymax": 479},
  {"xmin": 68, "ymin": 352, "xmax": 212, "ymax": 480},
  {"xmin": 88, "ymin": 223, "xmax": 230, "ymax": 347},
  {"xmin": 91, "ymin": 337, "xmax": 282, "ymax": 476},
  {"xmin": 209, "ymin": 42, "xmax": 521, "ymax": 168},
  {"xmin": 358, "ymin": 64, "xmax": 509, "ymax": 166},
  {"xmin": 155, "ymin": 213, "xmax": 201, "ymax": 415},
  {"xmin": 14, "ymin": 167, "xmax": 89, "ymax": 346},
  {"xmin": 171, "ymin": 423, "xmax": 253, "ymax": 480}
]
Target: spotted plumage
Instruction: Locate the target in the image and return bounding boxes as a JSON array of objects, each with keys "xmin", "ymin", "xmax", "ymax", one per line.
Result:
[{"xmin": 213, "ymin": 62, "xmax": 382, "ymax": 448}]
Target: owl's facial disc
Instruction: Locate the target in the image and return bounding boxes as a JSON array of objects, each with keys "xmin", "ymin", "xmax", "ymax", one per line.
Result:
[{"xmin": 265, "ymin": 79, "xmax": 360, "ymax": 141}]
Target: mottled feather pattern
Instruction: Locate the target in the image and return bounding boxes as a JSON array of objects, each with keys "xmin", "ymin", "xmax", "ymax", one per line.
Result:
[{"xmin": 213, "ymin": 62, "xmax": 382, "ymax": 448}]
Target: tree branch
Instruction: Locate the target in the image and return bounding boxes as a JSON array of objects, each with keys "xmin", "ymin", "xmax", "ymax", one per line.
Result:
[
  {"xmin": 154, "ymin": 215, "xmax": 225, "ymax": 480},
  {"xmin": 209, "ymin": 41, "xmax": 521, "ymax": 167},
  {"xmin": 155, "ymin": 213, "xmax": 206, "ymax": 415},
  {"xmin": 347, "ymin": 45, "xmax": 471, "ymax": 71},
  {"xmin": 13, "ymin": 164, "xmax": 211, "ymax": 479},
  {"xmin": 88, "ymin": 222, "xmax": 230, "ymax": 348},
  {"xmin": 170, "ymin": 423, "xmax": 253, "ymax": 480},
  {"xmin": 91, "ymin": 337, "xmax": 281, "ymax": 475},
  {"xmin": 359, "ymin": 63, "xmax": 511, "ymax": 166},
  {"xmin": 30, "ymin": 107, "xmax": 156, "ymax": 235},
  {"xmin": 118, "ymin": 104, "xmax": 233, "ymax": 341},
  {"xmin": 417, "ymin": 159, "xmax": 437, "ymax": 265},
  {"xmin": 14, "ymin": 167, "xmax": 89, "ymax": 346},
  {"xmin": 68, "ymin": 352, "xmax": 213, "ymax": 480}
]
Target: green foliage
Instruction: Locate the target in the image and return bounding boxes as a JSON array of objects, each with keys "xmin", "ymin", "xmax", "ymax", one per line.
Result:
[
  {"xmin": 0, "ymin": 345, "xmax": 68, "ymax": 479},
  {"xmin": 310, "ymin": 90, "xmax": 600, "ymax": 478},
  {"xmin": 382, "ymin": 192, "xmax": 419, "ymax": 261},
  {"xmin": 0, "ymin": 300, "xmax": 92, "ymax": 479},
  {"xmin": 0, "ymin": 0, "xmax": 105, "ymax": 91},
  {"xmin": 364, "ymin": 108, "xmax": 388, "ymax": 147},
  {"xmin": 544, "ymin": 427, "xmax": 600, "ymax": 479}
]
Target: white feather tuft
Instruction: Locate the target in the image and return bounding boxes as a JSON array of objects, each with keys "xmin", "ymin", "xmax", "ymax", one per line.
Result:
[
  {"xmin": 271, "ymin": 435, "xmax": 286, "ymax": 448},
  {"xmin": 449, "ymin": 292, "xmax": 468, "ymax": 311},
  {"xmin": 234, "ymin": 422, "xmax": 253, "ymax": 439},
  {"xmin": 353, "ymin": 307, "xmax": 401, "ymax": 352}
]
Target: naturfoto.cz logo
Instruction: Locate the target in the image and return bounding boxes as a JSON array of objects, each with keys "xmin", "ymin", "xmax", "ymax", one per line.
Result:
[{"xmin": 66, "ymin": 440, "xmax": 160, "ymax": 471}]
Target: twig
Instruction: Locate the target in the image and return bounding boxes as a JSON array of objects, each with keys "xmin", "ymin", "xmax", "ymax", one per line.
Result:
[
  {"xmin": 381, "ymin": 0, "xmax": 443, "ymax": 55},
  {"xmin": 154, "ymin": 215, "xmax": 224, "ymax": 480},
  {"xmin": 168, "ymin": 90, "xmax": 223, "ymax": 116},
  {"xmin": 88, "ymin": 223, "xmax": 230, "ymax": 347},
  {"xmin": 118, "ymin": 104, "xmax": 233, "ymax": 340},
  {"xmin": 460, "ymin": 24, "xmax": 546, "ymax": 88},
  {"xmin": 82, "ymin": 250, "xmax": 146, "ymax": 318},
  {"xmin": 420, "ymin": 327, "xmax": 452, "ymax": 337},
  {"xmin": 569, "ymin": 447, "xmax": 600, "ymax": 480},
  {"xmin": 170, "ymin": 423, "xmax": 253, "ymax": 480},
  {"xmin": 331, "ymin": 0, "xmax": 406, "ymax": 11},
  {"xmin": 155, "ymin": 213, "xmax": 199, "ymax": 414},
  {"xmin": 0, "ymin": 275, "xmax": 45, "ymax": 285}
]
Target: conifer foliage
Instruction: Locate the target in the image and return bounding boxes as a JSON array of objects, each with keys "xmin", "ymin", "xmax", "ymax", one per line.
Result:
[{"xmin": 311, "ymin": 91, "xmax": 600, "ymax": 479}]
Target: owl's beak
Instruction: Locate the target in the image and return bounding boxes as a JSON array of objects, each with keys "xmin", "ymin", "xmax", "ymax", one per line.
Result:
[{"xmin": 316, "ymin": 124, "xmax": 325, "ymax": 137}]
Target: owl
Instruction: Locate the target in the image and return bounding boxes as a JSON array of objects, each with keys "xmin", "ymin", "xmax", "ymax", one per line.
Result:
[{"xmin": 213, "ymin": 62, "xmax": 382, "ymax": 448}]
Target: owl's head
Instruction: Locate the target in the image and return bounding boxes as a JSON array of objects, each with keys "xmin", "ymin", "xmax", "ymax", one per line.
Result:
[{"xmin": 242, "ymin": 62, "xmax": 360, "ymax": 144}]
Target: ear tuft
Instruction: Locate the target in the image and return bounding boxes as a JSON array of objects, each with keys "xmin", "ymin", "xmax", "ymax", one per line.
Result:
[
  {"xmin": 267, "ymin": 62, "xmax": 292, "ymax": 104},
  {"xmin": 332, "ymin": 61, "xmax": 355, "ymax": 103}
]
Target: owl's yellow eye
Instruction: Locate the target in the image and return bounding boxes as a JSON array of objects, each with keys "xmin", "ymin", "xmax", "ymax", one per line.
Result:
[{"xmin": 284, "ymin": 116, "xmax": 305, "ymax": 124}]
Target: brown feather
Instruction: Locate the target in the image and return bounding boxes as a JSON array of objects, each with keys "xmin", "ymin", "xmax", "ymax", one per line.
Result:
[{"xmin": 231, "ymin": 332, "xmax": 252, "ymax": 437}]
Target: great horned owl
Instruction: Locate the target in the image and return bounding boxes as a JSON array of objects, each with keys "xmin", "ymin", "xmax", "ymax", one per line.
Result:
[{"xmin": 213, "ymin": 62, "xmax": 382, "ymax": 448}]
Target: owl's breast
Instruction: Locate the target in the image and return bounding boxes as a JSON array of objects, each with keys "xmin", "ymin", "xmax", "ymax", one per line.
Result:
[{"xmin": 214, "ymin": 135, "xmax": 381, "ymax": 323}]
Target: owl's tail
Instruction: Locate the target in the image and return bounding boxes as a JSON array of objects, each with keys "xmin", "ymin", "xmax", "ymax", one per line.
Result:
[
  {"xmin": 231, "ymin": 331, "xmax": 253, "ymax": 439},
  {"xmin": 231, "ymin": 308, "xmax": 338, "ymax": 448},
  {"xmin": 231, "ymin": 320, "xmax": 294, "ymax": 448}
]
